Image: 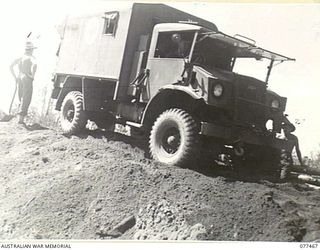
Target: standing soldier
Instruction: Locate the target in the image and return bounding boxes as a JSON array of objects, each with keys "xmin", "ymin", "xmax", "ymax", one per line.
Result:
[{"xmin": 10, "ymin": 41, "xmax": 37, "ymax": 124}]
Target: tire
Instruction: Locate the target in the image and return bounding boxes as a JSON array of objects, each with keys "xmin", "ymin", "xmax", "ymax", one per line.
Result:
[
  {"xmin": 60, "ymin": 91, "xmax": 87, "ymax": 134},
  {"xmin": 279, "ymin": 150, "xmax": 292, "ymax": 180},
  {"xmin": 260, "ymin": 148, "xmax": 291, "ymax": 180},
  {"xmin": 149, "ymin": 108, "xmax": 199, "ymax": 166}
]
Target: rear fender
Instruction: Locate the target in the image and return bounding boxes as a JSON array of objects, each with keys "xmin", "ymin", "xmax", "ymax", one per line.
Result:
[{"xmin": 55, "ymin": 77, "xmax": 82, "ymax": 111}]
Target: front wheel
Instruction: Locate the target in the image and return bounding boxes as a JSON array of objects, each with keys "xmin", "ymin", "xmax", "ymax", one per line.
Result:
[
  {"xmin": 259, "ymin": 148, "xmax": 292, "ymax": 180},
  {"xmin": 149, "ymin": 108, "xmax": 199, "ymax": 166},
  {"xmin": 60, "ymin": 91, "xmax": 87, "ymax": 134},
  {"xmin": 279, "ymin": 150, "xmax": 292, "ymax": 180}
]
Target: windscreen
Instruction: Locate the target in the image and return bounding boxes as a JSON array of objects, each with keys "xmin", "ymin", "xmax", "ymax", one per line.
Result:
[
  {"xmin": 191, "ymin": 32, "xmax": 294, "ymax": 74},
  {"xmin": 201, "ymin": 32, "xmax": 295, "ymax": 61}
]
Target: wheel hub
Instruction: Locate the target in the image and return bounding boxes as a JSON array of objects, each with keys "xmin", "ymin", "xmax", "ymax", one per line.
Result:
[
  {"xmin": 162, "ymin": 128, "xmax": 180, "ymax": 154},
  {"xmin": 167, "ymin": 135, "xmax": 179, "ymax": 148},
  {"xmin": 66, "ymin": 109, "xmax": 74, "ymax": 121}
]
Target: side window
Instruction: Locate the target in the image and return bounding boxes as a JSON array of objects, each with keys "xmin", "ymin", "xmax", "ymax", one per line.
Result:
[
  {"xmin": 154, "ymin": 31, "xmax": 194, "ymax": 59},
  {"xmin": 103, "ymin": 11, "xmax": 119, "ymax": 36}
]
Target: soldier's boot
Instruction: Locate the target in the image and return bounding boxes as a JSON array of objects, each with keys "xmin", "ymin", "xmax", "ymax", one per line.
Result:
[{"xmin": 18, "ymin": 115, "xmax": 25, "ymax": 124}]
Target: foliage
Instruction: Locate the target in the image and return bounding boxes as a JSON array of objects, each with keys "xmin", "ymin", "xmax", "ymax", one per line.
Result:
[
  {"xmin": 25, "ymin": 106, "xmax": 60, "ymax": 129},
  {"xmin": 308, "ymin": 147, "xmax": 320, "ymax": 169}
]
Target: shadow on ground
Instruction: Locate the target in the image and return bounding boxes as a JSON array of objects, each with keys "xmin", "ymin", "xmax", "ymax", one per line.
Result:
[{"xmin": 22, "ymin": 123, "xmax": 49, "ymax": 131}]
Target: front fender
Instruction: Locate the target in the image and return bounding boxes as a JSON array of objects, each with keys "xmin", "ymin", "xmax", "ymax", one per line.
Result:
[
  {"xmin": 159, "ymin": 84, "xmax": 204, "ymax": 100},
  {"xmin": 140, "ymin": 85, "xmax": 206, "ymax": 126}
]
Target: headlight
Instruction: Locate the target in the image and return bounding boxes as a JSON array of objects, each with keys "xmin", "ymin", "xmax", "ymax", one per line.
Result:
[
  {"xmin": 271, "ymin": 99, "xmax": 280, "ymax": 109},
  {"xmin": 212, "ymin": 84, "xmax": 223, "ymax": 97}
]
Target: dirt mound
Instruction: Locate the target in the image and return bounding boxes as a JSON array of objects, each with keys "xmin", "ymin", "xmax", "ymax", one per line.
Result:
[
  {"xmin": 0, "ymin": 120, "xmax": 319, "ymax": 241},
  {"xmin": 134, "ymin": 199, "xmax": 207, "ymax": 240}
]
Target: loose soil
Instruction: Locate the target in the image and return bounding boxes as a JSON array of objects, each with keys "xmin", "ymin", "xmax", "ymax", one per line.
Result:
[{"xmin": 0, "ymin": 118, "xmax": 319, "ymax": 241}]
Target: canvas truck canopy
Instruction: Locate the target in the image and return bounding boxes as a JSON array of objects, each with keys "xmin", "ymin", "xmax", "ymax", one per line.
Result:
[{"xmin": 200, "ymin": 31, "xmax": 295, "ymax": 62}]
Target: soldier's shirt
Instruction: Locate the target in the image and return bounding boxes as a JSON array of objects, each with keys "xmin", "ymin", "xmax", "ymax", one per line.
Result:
[{"xmin": 18, "ymin": 55, "xmax": 37, "ymax": 80}]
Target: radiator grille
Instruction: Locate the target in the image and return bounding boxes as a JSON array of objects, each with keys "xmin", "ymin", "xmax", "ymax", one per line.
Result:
[
  {"xmin": 235, "ymin": 76, "xmax": 267, "ymax": 128},
  {"xmin": 236, "ymin": 99, "xmax": 266, "ymax": 128},
  {"xmin": 237, "ymin": 78, "xmax": 266, "ymax": 102}
]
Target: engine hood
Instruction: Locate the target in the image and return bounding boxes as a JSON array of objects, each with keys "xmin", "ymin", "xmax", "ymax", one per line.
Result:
[
  {"xmin": 195, "ymin": 65, "xmax": 236, "ymax": 82},
  {"xmin": 196, "ymin": 65, "xmax": 267, "ymax": 88}
]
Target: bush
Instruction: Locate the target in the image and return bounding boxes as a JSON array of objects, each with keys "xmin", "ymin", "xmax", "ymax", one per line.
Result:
[
  {"xmin": 308, "ymin": 147, "xmax": 320, "ymax": 169},
  {"xmin": 23, "ymin": 105, "xmax": 59, "ymax": 129}
]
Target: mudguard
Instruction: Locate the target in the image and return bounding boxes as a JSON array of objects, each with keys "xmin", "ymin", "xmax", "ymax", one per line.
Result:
[
  {"xmin": 140, "ymin": 84, "xmax": 205, "ymax": 125},
  {"xmin": 159, "ymin": 84, "xmax": 203, "ymax": 100}
]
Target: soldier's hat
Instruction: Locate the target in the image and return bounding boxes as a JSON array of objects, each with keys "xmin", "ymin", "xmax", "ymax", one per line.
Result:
[{"xmin": 25, "ymin": 41, "xmax": 37, "ymax": 50}]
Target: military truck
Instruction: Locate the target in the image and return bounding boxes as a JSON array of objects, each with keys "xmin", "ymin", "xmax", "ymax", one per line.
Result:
[{"xmin": 51, "ymin": 3, "xmax": 296, "ymax": 175}]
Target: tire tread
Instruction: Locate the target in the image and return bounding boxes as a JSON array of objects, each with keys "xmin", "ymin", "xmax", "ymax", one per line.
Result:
[
  {"xmin": 60, "ymin": 91, "xmax": 87, "ymax": 134},
  {"xmin": 149, "ymin": 108, "xmax": 199, "ymax": 166}
]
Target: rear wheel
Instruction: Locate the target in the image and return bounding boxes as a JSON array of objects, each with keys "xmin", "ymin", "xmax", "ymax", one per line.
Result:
[
  {"xmin": 256, "ymin": 148, "xmax": 292, "ymax": 180},
  {"xmin": 233, "ymin": 147, "xmax": 292, "ymax": 180},
  {"xmin": 60, "ymin": 91, "xmax": 87, "ymax": 134},
  {"xmin": 149, "ymin": 108, "xmax": 199, "ymax": 166}
]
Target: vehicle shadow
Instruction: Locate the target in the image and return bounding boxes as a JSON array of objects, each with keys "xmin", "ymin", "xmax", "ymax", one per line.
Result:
[
  {"xmin": 195, "ymin": 164, "xmax": 279, "ymax": 184},
  {"xmin": 193, "ymin": 160, "xmax": 310, "ymax": 187},
  {"xmin": 22, "ymin": 123, "xmax": 49, "ymax": 131}
]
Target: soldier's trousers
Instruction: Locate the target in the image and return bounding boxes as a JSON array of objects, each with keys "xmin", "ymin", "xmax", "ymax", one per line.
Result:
[{"xmin": 17, "ymin": 75, "xmax": 33, "ymax": 117}]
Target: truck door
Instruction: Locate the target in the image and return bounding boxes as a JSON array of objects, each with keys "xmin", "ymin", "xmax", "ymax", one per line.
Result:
[{"xmin": 143, "ymin": 30, "xmax": 196, "ymax": 101}]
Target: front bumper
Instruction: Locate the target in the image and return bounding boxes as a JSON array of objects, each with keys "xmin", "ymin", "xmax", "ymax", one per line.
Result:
[{"xmin": 200, "ymin": 122, "xmax": 295, "ymax": 152}]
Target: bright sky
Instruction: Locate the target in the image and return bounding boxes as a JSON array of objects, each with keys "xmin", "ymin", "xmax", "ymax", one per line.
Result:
[{"xmin": 0, "ymin": 0, "xmax": 319, "ymax": 156}]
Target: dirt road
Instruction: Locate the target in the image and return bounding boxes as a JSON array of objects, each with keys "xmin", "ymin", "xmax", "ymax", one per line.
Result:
[{"xmin": 0, "ymin": 120, "xmax": 319, "ymax": 241}]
